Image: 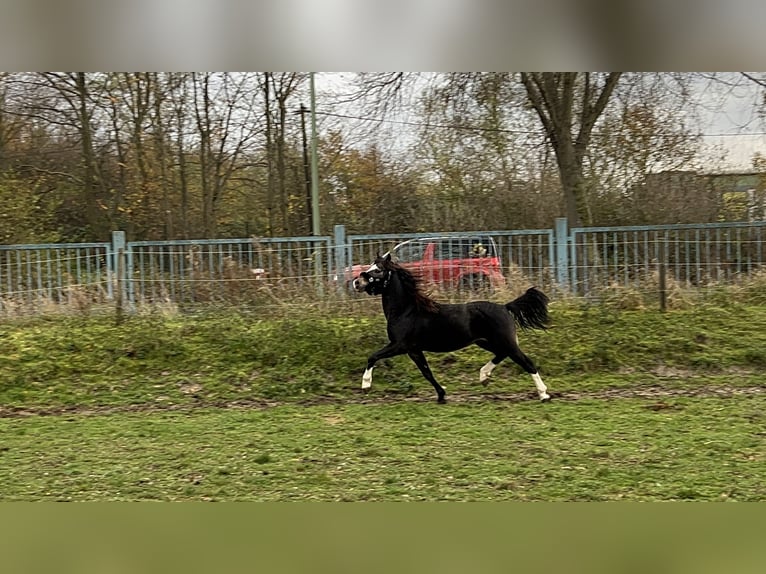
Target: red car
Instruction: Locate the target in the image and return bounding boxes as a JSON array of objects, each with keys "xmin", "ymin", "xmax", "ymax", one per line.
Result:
[{"xmin": 346, "ymin": 235, "xmax": 505, "ymax": 291}]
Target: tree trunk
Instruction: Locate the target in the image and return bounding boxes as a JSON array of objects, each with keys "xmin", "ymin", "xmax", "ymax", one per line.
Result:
[
  {"xmin": 151, "ymin": 73, "xmax": 174, "ymax": 239},
  {"xmin": 106, "ymin": 78, "xmax": 128, "ymax": 234},
  {"xmin": 520, "ymin": 72, "xmax": 622, "ymax": 227},
  {"xmin": 277, "ymin": 93, "xmax": 288, "ymax": 234},
  {"xmin": 74, "ymin": 73, "xmax": 106, "ymax": 239},
  {"xmin": 173, "ymin": 75, "xmax": 190, "ymax": 239},
  {"xmin": 264, "ymin": 73, "xmax": 275, "ymax": 237},
  {"xmin": 193, "ymin": 73, "xmax": 216, "ymax": 238},
  {"xmin": 552, "ymin": 139, "xmax": 589, "ymax": 225}
]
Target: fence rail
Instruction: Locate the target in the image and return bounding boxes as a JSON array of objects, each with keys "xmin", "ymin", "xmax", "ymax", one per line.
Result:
[
  {"xmin": 126, "ymin": 235, "xmax": 332, "ymax": 306},
  {"xmin": 568, "ymin": 221, "xmax": 766, "ymax": 294},
  {"xmin": 2, "ymin": 218, "xmax": 765, "ymax": 314},
  {"xmin": 0, "ymin": 242, "xmax": 112, "ymax": 309},
  {"xmin": 346, "ymin": 228, "xmax": 555, "ymax": 289}
]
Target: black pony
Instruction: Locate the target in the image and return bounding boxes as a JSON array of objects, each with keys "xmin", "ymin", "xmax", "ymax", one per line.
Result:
[{"xmin": 353, "ymin": 253, "xmax": 552, "ymax": 403}]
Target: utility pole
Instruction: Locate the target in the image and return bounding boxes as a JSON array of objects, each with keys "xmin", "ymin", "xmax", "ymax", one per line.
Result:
[
  {"xmin": 309, "ymin": 73, "xmax": 322, "ymax": 285},
  {"xmin": 296, "ymin": 104, "xmax": 313, "ymax": 235},
  {"xmin": 309, "ymin": 73, "xmax": 320, "ymax": 237}
]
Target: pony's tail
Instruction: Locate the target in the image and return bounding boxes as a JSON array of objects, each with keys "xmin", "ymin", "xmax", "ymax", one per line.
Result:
[{"xmin": 505, "ymin": 287, "xmax": 550, "ymax": 330}]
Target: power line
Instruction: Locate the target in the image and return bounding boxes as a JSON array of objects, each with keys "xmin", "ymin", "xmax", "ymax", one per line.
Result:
[
  {"xmin": 315, "ymin": 110, "xmax": 766, "ymax": 139},
  {"xmin": 699, "ymin": 132, "xmax": 766, "ymax": 138},
  {"xmin": 315, "ymin": 110, "xmax": 540, "ymax": 135}
]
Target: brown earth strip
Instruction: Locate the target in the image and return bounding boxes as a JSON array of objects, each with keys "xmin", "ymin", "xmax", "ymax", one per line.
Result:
[{"xmin": 1, "ymin": 384, "xmax": 764, "ymax": 419}]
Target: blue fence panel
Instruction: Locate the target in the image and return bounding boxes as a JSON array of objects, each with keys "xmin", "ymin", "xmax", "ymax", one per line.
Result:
[
  {"xmin": 126, "ymin": 236, "xmax": 333, "ymax": 305},
  {"xmin": 3, "ymin": 219, "xmax": 766, "ymax": 313},
  {"xmin": 568, "ymin": 221, "xmax": 766, "ymax": 294},
  {"xmin": 0, "ymin": 242, "xmax": 111, "ymax": 311},
  {"xmin": 346, "ymin": 228, "xmax": 555, "ymax": 291}
]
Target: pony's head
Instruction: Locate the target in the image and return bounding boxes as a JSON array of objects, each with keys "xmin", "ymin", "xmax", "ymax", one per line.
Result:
[
  {"xmin": 352, "ymin": 253, "xmax": 438, "ymax": 312},
  {"xmin": 353, "ymin": 253, "xmax": 392, "ymax": 295}
]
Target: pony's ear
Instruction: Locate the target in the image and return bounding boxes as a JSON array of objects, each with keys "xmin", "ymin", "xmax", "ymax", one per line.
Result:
[{"xmin": 383, "ymin": 252, "xmax": 392, "ymax": 266}]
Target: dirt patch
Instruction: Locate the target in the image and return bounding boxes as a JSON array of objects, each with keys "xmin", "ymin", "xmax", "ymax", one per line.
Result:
[{"xmin": 0, "ymin": 384, "xmax": 764, "ymax": 419}]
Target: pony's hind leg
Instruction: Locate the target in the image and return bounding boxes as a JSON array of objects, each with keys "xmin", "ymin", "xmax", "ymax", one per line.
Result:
[
  {"xmin": 476, "ymin": 341, "xmax": 505, "ymax": 386},
  {"xmin": 407, "ymin": 351, "xmax": 447, "ymax": 403},
  {"xmin": 506, "ymin": 344, "xmax": 551, "ymax": 402},
  {"xmin": 531, "ymin": 372, "xmax": 550, "ymax": 401},
  {"xmin": 479, "ymin": 354, "xmax": 505, "ymax": 386}
]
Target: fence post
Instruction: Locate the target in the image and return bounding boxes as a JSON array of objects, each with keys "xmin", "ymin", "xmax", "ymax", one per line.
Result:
[
  {"xmin": 115, "ymin": 247, "xmax": 126, "ymax": 324},
  {"xmin": 111, "ymin": 231, "xmax": 127, "ymax": 318},
  {"xmin": 554, "ymin": 217, "xmax": 570, "ymax": 291},
  {"xmin": 334, "ymin": 224, "xmax": 347, "ymax": 292},
  {"xmin": 658, "ymin": 239, "xmax": 667, "ymax": 312}
]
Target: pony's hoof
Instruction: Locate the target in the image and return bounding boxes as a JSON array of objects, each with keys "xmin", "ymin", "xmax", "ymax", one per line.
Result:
[
  {"xmin": 539, "ymin": 393, "xmax": 552, "ymax": 402},
  {"xmin": 437, "ymin": 396, "xmax": 447, "ymax": 404}
]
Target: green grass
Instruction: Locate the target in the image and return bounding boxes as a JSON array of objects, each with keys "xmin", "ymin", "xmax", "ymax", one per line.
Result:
[
  {"xmin": 1, "ymin": 304, "xmax": 765, "ymax": 410},
  {"xmin": 1, "ymin": 397, "xmax": 764, "ymax": 501},
  {"xmin": 1, "ymin": 303, "xmax": 764, "ymax": 500}
]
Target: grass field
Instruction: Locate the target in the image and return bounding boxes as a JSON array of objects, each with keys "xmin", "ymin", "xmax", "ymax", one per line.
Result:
[
  {"xmin": 1, "ymin": 396, "xmax": 765, "ymax": 501},
  {"xmin": 1, "ymin": 302, "xmax": 765, "ymax": 501}
]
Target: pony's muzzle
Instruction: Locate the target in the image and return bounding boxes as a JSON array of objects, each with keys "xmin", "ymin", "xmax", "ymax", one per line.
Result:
[{"xmin": 352, "ymin": 274, "xmax": 369, "ymax": 292}]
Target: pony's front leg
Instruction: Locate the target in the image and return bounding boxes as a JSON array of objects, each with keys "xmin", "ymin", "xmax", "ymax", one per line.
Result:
[
  {"xmin": 362, "ymin": 342, "xmax": 405, "ymax": 390},
  {"xmin": 408, "ymin": 350, "xmax": 447, "ymax": 404}
]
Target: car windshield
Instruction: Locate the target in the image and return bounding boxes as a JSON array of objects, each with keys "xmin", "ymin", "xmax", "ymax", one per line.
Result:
[
  {"xmin": 393, "ymin": 240, "xmax": 426, "ymax": 263},
  {"xmin": 434, "ymin": 237, "xmax": 497, "ymax": 260}
]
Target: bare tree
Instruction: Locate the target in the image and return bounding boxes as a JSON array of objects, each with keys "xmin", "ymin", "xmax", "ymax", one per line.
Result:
[
  {"xmin": 354, "ymin": 72, "xmax": 624, "ymax": 226},
  {"xmin": 414, "ymin": 73, "xmax": 559, "ymax": 230},
  {"xmin": 272, "ymin": 73, "xmax": 306, "ymax": 235},
  {"xmin": 149, "ymin": 72, "xmax": 174, "ymax": 239},
  {"xmin": 22, "ymin": 72, "xmax": 112, "ymax": 238},
  {"xmin": 168, "ymin": 73, "xmax": 192, "ymax": 238},
  {"xmin": 263, "ymin": 72, "xmax": 275, "ymax": 236},
  {"xmin": 520, "ymin": 72, "xmax": 622, "ymax": 226},
  {"xmin": 191, "ymin": 73, "xmax": 263, "ymax": 237}
]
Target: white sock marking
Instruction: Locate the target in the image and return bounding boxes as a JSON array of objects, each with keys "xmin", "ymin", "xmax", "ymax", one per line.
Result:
[
  {"xmin": 362, "ymin": 367, "xmax": 373, "ymax": 389},
  {"xmin": 532, "ymin": 372, "xmax": 550, "ymax": 401},
  {"xmin": 479, "ymin": 361, "xmax": 496, "ymax": 385}
]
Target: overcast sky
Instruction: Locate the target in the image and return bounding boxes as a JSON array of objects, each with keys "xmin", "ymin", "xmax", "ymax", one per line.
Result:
[
  {"xmin": 695, "ymin": 76, "xmax": 765, "ymax": 170},
  {"xmin": 315, "ymin": 72, "xmax": 765, "ymax": 172}
]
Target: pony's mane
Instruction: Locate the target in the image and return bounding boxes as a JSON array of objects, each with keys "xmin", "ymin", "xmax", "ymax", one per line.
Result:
[{"xmin": 388, "ymin": 260, "xmax": 440, "ymax": 313}]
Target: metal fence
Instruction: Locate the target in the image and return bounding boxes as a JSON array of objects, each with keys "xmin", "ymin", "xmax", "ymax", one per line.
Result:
[
  {"xmin": 346, "ymin": 228, "xmax": 555, "ymax": 289},
  {"xmin": 0, "ymin": 242, "xmax": 111, "ymax": 309},
  {"xmin": 567, "ymin": 221, "xmax": 766, "ymax": 294},
  {"xmin": 126, "ymin": 235, "xmax": 332, "ymax": 305},
  {"xmin": 2, "ymin": 218, "xmax": 766, "ymax": 314}
]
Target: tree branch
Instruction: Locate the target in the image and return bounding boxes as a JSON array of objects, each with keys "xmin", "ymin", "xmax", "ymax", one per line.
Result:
[
  {"xmin": 741, "ymin": 72, "xmax": 766, "ymax": 88},
  {"xmin": 575, "ymin": 72, "xmax": 622, "ymax": 159},
  {"xmin": 18, "ymin": 164, "xmax": 83, "ymax": 184},
  {"xmin": 520, "ymin": 73, "xmax": 556, "ymax": 141}
]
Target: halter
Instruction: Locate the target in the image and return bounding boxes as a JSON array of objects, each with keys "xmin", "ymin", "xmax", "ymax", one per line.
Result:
[{"xmin": 367, "ymin": 268, "xmax": 391, "ymax": 291}]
